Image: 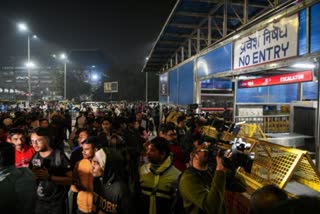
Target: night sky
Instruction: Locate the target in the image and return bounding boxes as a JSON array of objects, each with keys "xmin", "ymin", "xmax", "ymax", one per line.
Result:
[
  {"xmin": 0, "ymin": 0, "xmax": 176, "ymax": 68},
  {"xmin": 0, "ymin": 0, "xmax": 177, "ymax": 101}
]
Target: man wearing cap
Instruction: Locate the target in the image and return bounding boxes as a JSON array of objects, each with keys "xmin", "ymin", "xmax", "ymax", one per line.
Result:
[
  {"xmin": 71, "ymin": 136, "xmax": 98, "ymax": 214},
  {"xmin": 7, "ymin": 128, "xmax": 35, "ymax": 168},
  {"xmin": 139, "ymin": 137, "xmax": 181, "ymax": 214},
  {"xmin": 29, "ymin": 127, "xmax": 72, "ymax": 214}
]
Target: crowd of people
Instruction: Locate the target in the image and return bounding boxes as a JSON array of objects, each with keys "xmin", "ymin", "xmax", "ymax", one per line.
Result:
[{"xmin": 0, "ymin": 102, "xmax": 319, "ymax": 214}]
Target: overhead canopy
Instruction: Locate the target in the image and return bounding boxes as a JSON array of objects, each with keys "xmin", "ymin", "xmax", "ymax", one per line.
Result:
[{"xmin": 142, "ymin": 0, "xmax": 296, "ymax": 73}]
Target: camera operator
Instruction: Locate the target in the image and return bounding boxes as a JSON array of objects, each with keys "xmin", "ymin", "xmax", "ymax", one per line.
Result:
[{"xmin": 179, "ymin": 135, "xmax": 246, "ymax": 214}]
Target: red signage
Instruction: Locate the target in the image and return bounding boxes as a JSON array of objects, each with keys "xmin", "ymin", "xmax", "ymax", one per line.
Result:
[{"xmin": 238, "ymin": 70, "xmax": 313, "ymax": 88}]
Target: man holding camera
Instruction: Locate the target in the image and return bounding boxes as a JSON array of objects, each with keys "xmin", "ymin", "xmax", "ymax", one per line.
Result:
[
  {"xmin": 179, "ymin": 140, "xmax": 227, "ymax": 214},
  {"xmin": 179, "ymin": 138, "xmax": 245, "ymax": 214}
]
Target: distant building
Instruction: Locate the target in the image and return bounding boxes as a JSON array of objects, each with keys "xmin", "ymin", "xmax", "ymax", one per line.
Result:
[
  {"xmin": 0, "ymin": 65, "xmax": 62, "ymax": 101},
  {"xmin": 0, "ymin": 49, "xmax": 110, "ymax": 101}
]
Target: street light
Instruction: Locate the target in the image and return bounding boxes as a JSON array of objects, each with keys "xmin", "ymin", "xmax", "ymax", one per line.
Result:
[
  {"xmin": 25, "ymin": 61, "xmax": 36, "ymax": 68},
  {"xmin": 53, "ymin": 53, "xmax": 68, "ymax": 99},
  {"xmin": 25, "ymin": 61, "xmax": 37, "ymax": 98},
  {"xmin": 17, "ymin": 22, "xmax": 38, "ymax": 102},
  {"xmin": 60, "ymin": 53, "xmax": 68, "ymax": 100}
]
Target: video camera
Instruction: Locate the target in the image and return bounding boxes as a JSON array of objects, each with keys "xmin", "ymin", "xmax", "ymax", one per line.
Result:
[{"xmin": 204, "ymin": 137, "xmax": 254, "ymax": 173}]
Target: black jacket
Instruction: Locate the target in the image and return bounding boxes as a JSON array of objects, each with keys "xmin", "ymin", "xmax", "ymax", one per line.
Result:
[{"xmin": 93, "ymin": 149, "xmax": 135, "ymax": 214}]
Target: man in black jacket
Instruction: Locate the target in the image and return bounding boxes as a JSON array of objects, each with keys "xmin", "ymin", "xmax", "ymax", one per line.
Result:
[{"xmin": 29, "ymin": 127, "xmax": 72, "ymax": 214}]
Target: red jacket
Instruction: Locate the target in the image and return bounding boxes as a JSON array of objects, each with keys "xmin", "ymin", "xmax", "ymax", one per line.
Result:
[
  {"xmin": 15, "ymin": 144, "xmax": 35, "ymax": 168},
  {"xmin": 169, "ymin": 143, "xmax": 187, "ymax": 172}
]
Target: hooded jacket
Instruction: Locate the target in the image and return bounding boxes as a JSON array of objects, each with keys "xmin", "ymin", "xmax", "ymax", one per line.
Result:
[
  {"xmin": 93, "ymin": 149, "xmax": 135, "ymax": 214},
  {"xmin": 139, "ymin": 155, "xmax": 181, "ymax": 214}
]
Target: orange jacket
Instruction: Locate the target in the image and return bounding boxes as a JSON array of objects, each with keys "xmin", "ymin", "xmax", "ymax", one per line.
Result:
[{"xmin": 71, "ymin": 159, "xmax": 94, "ymax": 213}]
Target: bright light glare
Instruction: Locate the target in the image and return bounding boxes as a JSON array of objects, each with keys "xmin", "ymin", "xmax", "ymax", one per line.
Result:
[
  {"xmin": 196, "ymin": 60, "xmax": 209, "ymax": 75},
  {"xmin": 92, "ymin": 74, "xmax": 99, "ymax": 81},
  {"xmin": 292, "ymin": 63, "xmax": 315, "ymax": 69},
  {"xmin": 145, "ymin": 57, "xmax": 149, "ymax": 61},
  {"xmin": 233, "ymin": 34, "xmax": 240, "ymax": 39},
  {"xmin": 18, "ymin": 22, "xmax": 28, "ymax": 32},
  {"xmin": 25, "ymin": 61, "xmax": 36, "ymax": 68},
  {"xmin": 60, "ymin": 53, "xmax": 67, "ymax": 60},
  {"xmin": 91, "ymin": 65, "xmax": 96, "ymax": 68},
  {"xmin": 32, "ymin": 35, "xmax": 38, "ymax": 39},
  {"xmin": 52, "ymin": 54, "xmax": 57, "ymax": 58}
]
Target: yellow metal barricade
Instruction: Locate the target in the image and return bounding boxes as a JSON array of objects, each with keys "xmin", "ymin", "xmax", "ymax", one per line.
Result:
[
  {"xmin": 238, "ymin": 123, "xmax": 267, "ymax": 139},
  {"xmin": 224, "ymin": 138, "xmax": 320, "ymax": 214},
  {"xmin": 238, "ymin": 138, "xmax": 320, "ymax": 191},
  {"xmin": 200, "ymin": 126, "xmax": 219, "ymax": 140}
]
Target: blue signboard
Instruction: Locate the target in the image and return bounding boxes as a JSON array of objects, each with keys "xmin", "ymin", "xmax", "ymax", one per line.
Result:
[
  {"xmin": 299, "ymin": 9, "xmax": 307, "ymax": 56},
  {"xmin": 197, "ymin": 43, "xmax": 232, "ymax": 78},
  {"xmin": 201, "ymin": 78, "xmax": 232, "ymax": 89},
  {"xmin": 169, "ymin": 69, "xmax": 178, "ymax": 104},
  {"xmin": 303, "ymin": 81, "xmax": 318, "ymax": 100},
  {"xmin": 311, "ymin": 3, "xmax": 320, "ymax": 53},
  {"xmin": 236, "ymin": 84, "xmax": 298, "ymax": 103},
  {"xmin": 269, "ymin": 84, "xmax": 298, "ymax": 102},
  {"xmin": 178, "ymin": 61, "xmax": 194, "ymax": 105}
]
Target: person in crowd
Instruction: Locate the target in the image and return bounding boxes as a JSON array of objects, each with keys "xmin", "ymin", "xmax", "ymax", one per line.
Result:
[
  {"xmin": 136, "ymin": 111, "xmax": 148, "ymax": 139},
  {"xmin": 91, "ymin": 148, "xmax": 135, "ymax": 213},
  {"xmin": 7, "ymin": 127, "xmax": 35, "ymax": 168},
  {"xmin": 164, "ymin": 124, "xmax": 187, "ymax": 172},
  {"xmin": 50, "ymin": 111, "xmax": 66, "ymax": 151},
  {"xmin": 139, "ymin": 137, "xmax": 181, "ymax": 214},
  {"xmin": 39, "ymin": 118, "xmax": 50, "ymax": 128},
  {"xmin": 125, "ymin": 114, "xmax": 144, "ymax": 149},
  {"xmin": 153, "ymin": 106, "xmax": 160, "ymax": 133},
  {"xmin": 75, "ymin": 112, "xmax": 87, "ymax": 129},
  {"xmin": 124, "ymin": 115, "xmax": 145, "ymax": 193},
  {"xmin": 71, "ymin": 136, "xmax": 98, "ymax": 214},
  {"xmin": 64, "ymin": 110, "xmax": 72, "ymax": 140},
  {"xmin": 179, "ymin": 140, "xmax": 227, "ymax": 214},
  {"xmin": 30, "ymin": 115, "xmax": 40, "ymax": 129},
  {"xmin": 0, "ymin": 142, "xmax": 36, "ymax": 214},
  {"xmin": 176, "ymin": 115, "xmax": 187, "ymax": 145},
  {"xmin": 249, "ymin": 184, "xmax": 288, "ymax": 214},
  {"xmin": 29, "ymin": 127, "xmax": 72, "ymax": 214},
  {"xmin": 97, "ymin": 117, "xmax": 112, "ymax": 147},
  {"xmin": 1, "ymin": 117, "xmax": 13, "ymax": 141},
  {"xmin": 70, "ymin": 128, "xmax": 90, "ymax": 170}
]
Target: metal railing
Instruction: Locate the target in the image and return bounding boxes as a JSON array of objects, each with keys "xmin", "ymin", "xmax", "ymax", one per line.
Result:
[{"xmin": 235, "ymin": 115, "xmax": 290, "ymax": 133}]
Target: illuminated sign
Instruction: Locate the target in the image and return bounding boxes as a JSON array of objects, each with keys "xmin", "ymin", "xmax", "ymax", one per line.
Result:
[
  {"xmin": 160, "ymin": 73, "xmax": 168, "ymax": 96},
  {"xmin": 234, "ymin": 14, "xmax": 298, "ymax": 69},
  {"xmin": 238, "ymin": 71, "xmax": 313, "ymax": 88},
  {"xmin": 104, "ymin": 82, "xmax": 118, "ymax": 93}
]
